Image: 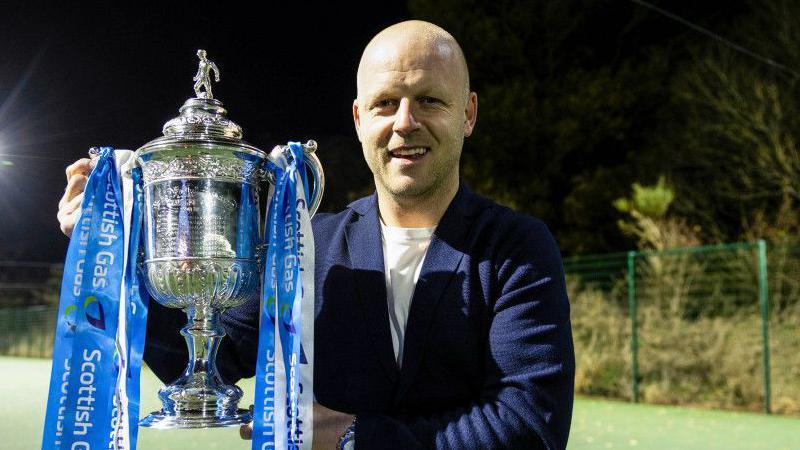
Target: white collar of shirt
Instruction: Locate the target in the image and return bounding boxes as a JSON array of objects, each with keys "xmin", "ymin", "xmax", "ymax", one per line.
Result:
[{"xmin": 379, "ymin": 220, "xmax": 436, "ymax": 368}]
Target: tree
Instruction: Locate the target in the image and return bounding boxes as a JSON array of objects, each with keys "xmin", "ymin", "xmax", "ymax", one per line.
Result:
[
  {"xmin": 666, "ymin": 1, "xmax": 800, "ymax": 244},
  {"xmin": 408, "ymin": 0, "xmax": 746, "ymax": 254},
  {"xmin": 613, "ymin": 176, "xmax": 699, "ymax": 250}
]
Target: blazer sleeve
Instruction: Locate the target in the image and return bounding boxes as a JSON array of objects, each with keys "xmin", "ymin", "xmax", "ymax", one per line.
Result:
[{"xmin": 356, "ymin": 220, "xmax": 575, "ymax": 450}]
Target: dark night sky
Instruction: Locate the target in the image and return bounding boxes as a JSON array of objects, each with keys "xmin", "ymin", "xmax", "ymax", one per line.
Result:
[{"xmin": 0, "ymin": 2, "xmax": 408, "ymax": 262}]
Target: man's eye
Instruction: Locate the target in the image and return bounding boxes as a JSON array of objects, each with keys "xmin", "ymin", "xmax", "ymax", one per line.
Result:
[
  {"xmin": 418, "ymin": 96, "xmax": 442, "ymax": 105},
  {"xmin": 374, "ymin": 99, "xmax": 396, "ymax": 109}
]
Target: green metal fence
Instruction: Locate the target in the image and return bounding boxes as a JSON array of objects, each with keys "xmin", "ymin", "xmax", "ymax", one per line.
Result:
[
  {"xmin": 627, "ymin": 241, "xmax": 770, "ymax": 412},
  {"xmin": 0, "ymin": 305, "xmax": 56, "ymax": 358},
  {"xmin": 0, "ymin": 260, "xmax": 61, "ymax": 358},
  {"xmin": 2, "ymin": 242, "xmax": 799, "ymax": 414},
  {"xmin": 562, "ymin": 252, "xmax": 628, "ymax": 292},
  {"xmin": 0, "ymin": 261, "xmax": 62, "ymax": 308},
  {"xmin": 566, "ymin": 241, "xmax": 800, "ymax": 415}
]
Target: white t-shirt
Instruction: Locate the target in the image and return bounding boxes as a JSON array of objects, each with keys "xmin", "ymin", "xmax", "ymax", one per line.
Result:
[{"xmin": 379, "ymin": 221, "xmax": 436, "ymax": 368}]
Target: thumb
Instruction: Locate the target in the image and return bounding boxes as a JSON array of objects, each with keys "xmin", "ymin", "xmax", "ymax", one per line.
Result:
[
  {"xmin": 239, "ymin": 404, "xmax": 254, "ymax": 440},
  {"xmin": 239, "ymin": 422, "xmax": 252, "ymax": 440}
]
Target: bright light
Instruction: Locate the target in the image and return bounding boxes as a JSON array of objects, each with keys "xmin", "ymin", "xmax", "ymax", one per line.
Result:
[{"xmin": 0, "ymin": 132, "xmax": 16, "ymax": 166}]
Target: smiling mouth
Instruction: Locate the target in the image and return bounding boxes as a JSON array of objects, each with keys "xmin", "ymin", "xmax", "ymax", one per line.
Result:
[{"xmin": 388, "ymin": 146, "xmax": 429, "ymax": 160}]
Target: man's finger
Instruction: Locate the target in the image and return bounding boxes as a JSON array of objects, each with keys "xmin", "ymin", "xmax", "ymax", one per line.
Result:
[
  {"xmin": 59, "ymin": 174, "xmax": 88, "ymax": 208},
  {"xmin": 60, "ymin": 219, "xmax": 74, "ymax": 238},
  {"xmin": 239, "ymin": 423, "xmax": 252, "ymax": 440},
  {"xmin": 65, "ymin": 158, "xmax": 93, "ymax": 181},
  {"xmin": 57, "ymin": 206, "xmax": 79, "ymax": 238},
  {"xmin": 62, "ymin": 193, "xmax": 84, "ymax": 216},
  {"xmin": 57, "ymin": 192, "xmax": 84, "ymax": 238},
  {"xmin": 239, "ymin": 404, "xmax": 254, "ymax": 440},
  {"xmin": 57, "ymin": 194, "xmax": 82, "ymax": 220}
]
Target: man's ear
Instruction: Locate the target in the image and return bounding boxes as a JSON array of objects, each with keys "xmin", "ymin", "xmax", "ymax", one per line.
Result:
[
  {"xmin": 352, "ymin": 99, "xmax": 362, "ymax": 142},
  {"xmin": 463, "ymin": 92, "xmax": 478, "ymax": 137}
]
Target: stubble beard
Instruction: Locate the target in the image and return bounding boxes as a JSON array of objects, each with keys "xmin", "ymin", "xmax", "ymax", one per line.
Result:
[{"xmin": 374, "ymin": 148, "xmax": 460, "ymax": 207}]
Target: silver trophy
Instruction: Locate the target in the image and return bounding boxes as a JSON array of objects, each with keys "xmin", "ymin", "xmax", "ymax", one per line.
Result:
[{"xmin": 136, "ymin": 50, "xmax": 324, "ymax": 428}]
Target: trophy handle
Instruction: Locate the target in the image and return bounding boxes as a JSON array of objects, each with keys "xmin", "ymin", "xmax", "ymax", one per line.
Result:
[
  {"xmin": 301, "ymin": 140, "xmax": 325, "ymax": 217},
  {"xmin": 266, "ymin": 140, "xmax": 325, "ymax": 217}
]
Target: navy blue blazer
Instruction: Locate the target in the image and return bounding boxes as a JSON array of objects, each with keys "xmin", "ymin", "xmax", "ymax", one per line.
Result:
[{"xmin": 144, "ymin": 183, "xmax": 575, "ymax": 450}]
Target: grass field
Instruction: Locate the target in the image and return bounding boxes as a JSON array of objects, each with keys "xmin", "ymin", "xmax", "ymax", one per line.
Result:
[{"xmin": 3, "ymin": 356, "xmax": 798, "ymax": 449}]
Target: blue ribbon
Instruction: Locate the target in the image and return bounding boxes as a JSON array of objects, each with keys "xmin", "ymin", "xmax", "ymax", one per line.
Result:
[
  {"xmin": 253, "ymin": 159, "xmax": 284, "ymax": 449},
  {"xmin": 253, "ymin": 143, "xmax": 311, "ymax": 450},
  {"xmin": 279, "ymin": 143, "xmax": 306, "ymax": 446},
  {"xmin": 42, "ymin": 148, "xmax": 147, "ymax": 450},
  {"xmin": 122, "ymin": 166, "xmax": 148, "ymax": 448},
  {"xmin": 61, "ymin": 147, "xmax": 125, "ymax": 448},
  {"xmin": 42, "ymin": 149, "xmax": 103, "ymax": 449}
]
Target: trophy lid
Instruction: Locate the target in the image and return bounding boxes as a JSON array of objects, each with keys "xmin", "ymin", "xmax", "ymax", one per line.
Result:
[{"xmin": 137, "ymin": 49, "xmax": 264, "ymax": 158}]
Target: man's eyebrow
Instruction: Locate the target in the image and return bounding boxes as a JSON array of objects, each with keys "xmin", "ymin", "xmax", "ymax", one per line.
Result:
[
  {"xmin": 364, "ymin": 88, "xmax": 400, "ymax": 101},
  {"xmin": 364, "ymin": 92, "xmax": 390, "ymax": 102}
]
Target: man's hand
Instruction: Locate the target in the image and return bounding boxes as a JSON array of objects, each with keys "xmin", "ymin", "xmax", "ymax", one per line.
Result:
[
  {"xmin": 239, "ymin": 403, "xmax": 355, "ymax": 449},
  {"xmin": 57, "ymin": 158, "xmax": 94, "ymax": 237}
]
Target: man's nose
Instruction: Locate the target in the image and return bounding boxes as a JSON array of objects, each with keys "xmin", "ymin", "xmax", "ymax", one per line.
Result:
[{"xmin": 392, "ymin": 98, "xmax": 421, "ymax": 135}]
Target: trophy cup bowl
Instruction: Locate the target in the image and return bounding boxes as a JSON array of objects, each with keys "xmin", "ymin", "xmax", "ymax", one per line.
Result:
[
  {"xmin": 135, "ymin": 56, "xmax": 323, "ymax": 428},
  {"xmin": 138, "ymin": 141, "xmax": 264, "ymax": 429}
]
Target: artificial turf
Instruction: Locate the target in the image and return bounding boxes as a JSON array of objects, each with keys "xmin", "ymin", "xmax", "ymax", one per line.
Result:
[{"xmin": 3, "ymin": 356, "xmax": 797, "ymax": 449}]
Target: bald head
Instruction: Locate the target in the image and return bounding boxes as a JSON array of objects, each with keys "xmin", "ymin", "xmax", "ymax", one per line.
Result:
[
  {"xmin": 356, "ymin": 20, "xmax": 470, "ymax": 101},
  {"xmin": 351, "ymin": 20, "xmax": 478, "ymax": 222}
]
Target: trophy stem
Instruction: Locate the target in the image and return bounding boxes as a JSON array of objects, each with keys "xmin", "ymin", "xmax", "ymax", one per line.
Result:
[
  {"xmin": 183, "ymin": 306, "xmax": 224, "ymax": 381},
  {"xmin": 140, "ymin": 305, "xmax": 252, "ymax": 429}
]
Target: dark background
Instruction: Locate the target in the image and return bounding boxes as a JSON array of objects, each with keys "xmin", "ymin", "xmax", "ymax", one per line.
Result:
[
  {"xmin": 3, "ymin": 0, "xmax": 797, "ymax": 262},
  {"xmin": 0, "ymin": 2, "xmax": 409, "ymax": 261}
]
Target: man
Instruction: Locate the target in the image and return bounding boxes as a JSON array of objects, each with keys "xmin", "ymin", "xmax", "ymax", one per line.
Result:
[
  {"xmin": 59, "ymin": 20, "xmax": 574, "ymax": 450},
  {"xmin": 193, "ymin": 49, "xmax": 220, "ymax": 99}
]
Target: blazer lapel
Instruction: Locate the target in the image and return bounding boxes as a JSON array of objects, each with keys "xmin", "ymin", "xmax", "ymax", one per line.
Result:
[
  {"xmin": 395, "ymin": 185, "xmax": 484, "ymax": 401},
  {"xmin": 345, "ymin": 194, "xmax": 399, "ymax": 384}
]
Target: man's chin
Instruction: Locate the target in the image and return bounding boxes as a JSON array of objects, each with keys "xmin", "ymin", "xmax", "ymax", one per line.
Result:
[{"xmin": 384, "ymin": 179, "xmax": 437, "ymax": 200}]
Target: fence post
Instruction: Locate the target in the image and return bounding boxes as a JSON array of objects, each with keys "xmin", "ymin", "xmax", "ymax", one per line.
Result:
[
  {"xmin": 12, "ymin": 307, "xmax": 19, "ymax": 357},
  {"xmin": 39, "ymin": 310, "xmax": 46, "ymax": 358},
  {"xmin": 0, "ymin": 311, "xmax": 6, "ymax": 355},
  {"xmin": 627, "ymin": 250, "xmax": 639, "ymax": 403},
  {"xmin": 757, "ymin": 239, "xmax": 772, "ymax": 414}
]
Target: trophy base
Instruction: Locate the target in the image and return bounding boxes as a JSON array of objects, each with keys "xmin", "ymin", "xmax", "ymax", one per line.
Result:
[
  {"xmin": 138, "ymin": 305, "xmax": 253, "ymax": 430},
  {"xmin": 140, "ymin": 409, "xmax": 252, "ymax": 429}
]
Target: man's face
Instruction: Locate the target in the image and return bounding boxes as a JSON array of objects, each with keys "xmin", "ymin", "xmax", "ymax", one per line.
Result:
[{"xmin": 354, "ymin": 39, "xmax": 477, "ymax": 201}]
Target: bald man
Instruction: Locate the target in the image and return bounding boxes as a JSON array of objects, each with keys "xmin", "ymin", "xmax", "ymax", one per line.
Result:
[{"xmin": 58, "ymin": 20, "xmax": 574, "ymax": 450}]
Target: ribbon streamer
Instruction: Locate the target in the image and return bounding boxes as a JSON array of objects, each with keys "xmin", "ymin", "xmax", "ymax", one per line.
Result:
[
  {"xmin": 253, "ymin": 143, "xmax": 315, "ymax": 450},
  {"xmin": 42, "ymin": 148, "xmax": 147, "ymax": 450}
]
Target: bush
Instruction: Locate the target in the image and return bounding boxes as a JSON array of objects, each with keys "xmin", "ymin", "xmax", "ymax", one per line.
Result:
[{"xmin": 569, "ymin": 281, "xmax": 800, "ymax": 415}]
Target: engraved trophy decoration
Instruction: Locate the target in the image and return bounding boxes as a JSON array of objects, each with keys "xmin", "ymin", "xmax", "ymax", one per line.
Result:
[{"xmin": 136, "ymin": 50, "xmax": 324, "ymax": 428}]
